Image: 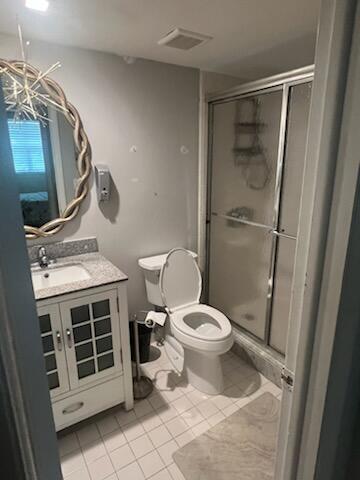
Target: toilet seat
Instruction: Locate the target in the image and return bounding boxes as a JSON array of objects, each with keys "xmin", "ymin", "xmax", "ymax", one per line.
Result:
[
  {"xmin": 160, "ymin": 248, "xmax": 233, "ymax": 355},
  {"xmin": 170, "ymin": 304, "xmax": 233, "ymax": 354},
  {"xmin": 171, "ymin": 304, "xmax": 232, "ymax": 342}
]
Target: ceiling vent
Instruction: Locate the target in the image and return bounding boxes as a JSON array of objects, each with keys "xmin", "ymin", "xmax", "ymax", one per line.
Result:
[{"xmin": 158, "ymin": 28, "xmax": 213, "ymax": 50}]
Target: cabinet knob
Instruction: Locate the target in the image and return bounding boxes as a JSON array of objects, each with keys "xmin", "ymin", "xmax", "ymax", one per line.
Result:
[
  {"xmin": 55, "ymin": 331, "xmax": 63, "ymax": 351},
  {"xmin": 66, "ymin": 329, "xmax": 73, "ymax": 348}
]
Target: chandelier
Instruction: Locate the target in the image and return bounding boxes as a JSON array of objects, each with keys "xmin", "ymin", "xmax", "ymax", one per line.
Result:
[{"xmin": 0, "ymin": 24, "xmax": 68, "ymax": 123}]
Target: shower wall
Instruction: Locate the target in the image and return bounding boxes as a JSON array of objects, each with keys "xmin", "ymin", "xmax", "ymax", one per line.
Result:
[{"xmin": 207, "ymin": 76, "xmax": 312, "ymax": 355}]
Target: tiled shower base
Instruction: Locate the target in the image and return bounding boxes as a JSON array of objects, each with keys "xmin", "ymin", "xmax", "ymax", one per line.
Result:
[{"xmin": 58, "ymin": 345, "xmax": 282, "ymax": 480}]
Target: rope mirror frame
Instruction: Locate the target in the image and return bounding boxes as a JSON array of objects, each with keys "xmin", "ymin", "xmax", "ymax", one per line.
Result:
[{"xmin": 0, "ymin": 59, "xmax": 92, "ymax": 239}]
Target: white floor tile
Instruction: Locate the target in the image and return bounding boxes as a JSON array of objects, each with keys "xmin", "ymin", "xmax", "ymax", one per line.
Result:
[
  {"xmin": 138, "ymin": 450, "xmax": 165, "ymax": 479},
  {"xmin": 261, "ymin": 382, "xmax": 282, "ymax": 397},
  {"xmin": 176, "ymin": 380, "xmax": 195, "ymax": 395},
  {"xmin": 134, "ymin": 399, "xmax": 154, "ymax": 419},
  {"xmin": 109, "ymin": 444, "xmax": 136, "ymax": 471},
  {"xmin": 61, "ymin": 450, "xmax": 86, "ymax": 477},
  {"xmin": 171, "ymin": 395, "xmax": 193, "ymax": 414},
  {"xmin": 148, "ymin": 393, "xmax": 167, "ymax": 410},
  {"xmin": 196, "ymin": 399, "xmax": 219, "ymax": 419},
  {"xmin": 157, "ymin": 439, "xmax": 179, "ymax": 467},
  {"xmin": 235, "ymin": 395, "xmax": 254, "ymax": 409},
  {"xmin": 175, "ymin": 430, "xmax": 195, "ymax": 448},
  {"xmin": 148, "ymin": 425, "xmax": 172, "ymax": 448},
  {"xmin": 163, "ymin": 388, "xmax": 184, "ymax": 403},
  {"xmin": 223, "ymin": 403, "xmax": 239, "ymax": 418},
  {"xmin": 77, "ymin": 424, "xmax": 100, "ymax": 447},
  {"xmin": 82, "ymin": 439, "xmax": 107, "ymax": 464},
  {"xmin": 191, "ymin": 420, "xmax": 210, "ymax": 437},
  {"xmin": 116, "ymin": 461, "xmax": 145, "ymax": 480},
  {"xmin": 167, "ymin": 463, "xmax": 185, "ymax": 480},
  {"xmin": 237, "ymin": 373, "xmax": 268, "ymax": 396},
  {"xmin": 211, "ymin": 394, "xmax": 234, "ymax": 411},
  {"xmin": 61, "ymin": 345, "xmax": 281, "ymax": 480},
  {"xmin": 148, "ymin": 468, "xmax": 173, "ymax": 480},
  {"xmin": 63, "ymin": 467, "xmax": 90, "ymax": 480},
  {"xmin": 186, "ymin": 389, "xmax": 208, "ymax": 406},
  {"xmin": 140, "ymin": 411, "xmax": 163, "ymax": 432},
  {"xmin": 165, "ymin": 417, "xmax": 188, "ymax": 438},
  {"xmin": 122, "ymin": 420, "xmax": 146, "ymax": 442},
  {"xmin": 115, "ymin": 409, "xmax": 137, "ymax": 427},
  {"xmin": 156, "ymin": 405, "xmax": 178, "ymax": 423},
  {"xmin": 207, "ymin": 411, "xmax": 226, "ymax": 427},
  {"xmin": 102, "ymin": 429, "xmax": 127, "ymax": 453},
  {"xmin": 180, "ymin": 407, "xmax": 204, "ymax": 428},
  {"xmin": 87, "ymin": 454, "xmax": 114, "ymax": 480},
  {"xmin": 223, "ymin": 385, "xmax": 243, "ymax": 402},
  {"xmin": 58, "ymin": 432, "xmax": 80, "ymax": 457},
  {"xmin": 153, "ymin": 374, "xmax": 175, "ymax": 392},
  {"xmin": 130, "ymin": 434, "xmax": 155, "ymax": 458},
  {"xmin": 97, "ymin": 415, "xmax": 119, "ymax": 437}
]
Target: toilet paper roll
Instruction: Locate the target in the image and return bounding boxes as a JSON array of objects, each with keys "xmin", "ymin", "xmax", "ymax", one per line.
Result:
[
  {"xmin": 145, "ymin": 311, "xmax": 167, "ymax": 328},
  {"xmin": 144, "ymin": 318, "xmax": 155, "ymax": 329}
]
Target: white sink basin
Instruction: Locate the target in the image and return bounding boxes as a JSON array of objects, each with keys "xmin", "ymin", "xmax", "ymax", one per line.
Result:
[{"xmin": 31, "ymin": 263, "xmax": 91, "ymax": 290}]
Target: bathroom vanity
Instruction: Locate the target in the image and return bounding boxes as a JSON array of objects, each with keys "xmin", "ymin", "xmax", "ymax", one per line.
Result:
[{"xmin": 31, "ymin": 247, "xmax": 133, "ymax": 431}]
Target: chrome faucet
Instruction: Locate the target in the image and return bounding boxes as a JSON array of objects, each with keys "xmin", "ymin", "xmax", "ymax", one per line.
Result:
[{"xmin": 38, "ymin": 246, "xmax": 49, "ymax": 268}]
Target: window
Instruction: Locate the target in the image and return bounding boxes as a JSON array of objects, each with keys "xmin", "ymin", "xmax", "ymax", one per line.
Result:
[{"xmin": 7, "ymin": 119, "xmax": 46, "ymax": 173}]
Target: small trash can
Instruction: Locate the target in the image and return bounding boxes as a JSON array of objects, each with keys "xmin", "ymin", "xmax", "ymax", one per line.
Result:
[{"xmin": 130, "ymin": 319, "xmax": 152, "ymax": 364}]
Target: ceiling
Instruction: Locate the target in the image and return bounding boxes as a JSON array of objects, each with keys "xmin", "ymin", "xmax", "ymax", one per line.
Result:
[{"xmin": 0, "ymin": 0, "xmax": 320, "ymax": 79}]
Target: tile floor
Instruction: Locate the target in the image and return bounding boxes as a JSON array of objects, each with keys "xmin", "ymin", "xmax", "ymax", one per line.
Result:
[{"xmin": 58, "ymin": 346, "xmax": 282, "ymax": 480}]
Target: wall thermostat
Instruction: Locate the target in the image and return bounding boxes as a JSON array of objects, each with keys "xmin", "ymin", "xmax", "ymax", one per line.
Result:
[{"xmin": 95, "ymin": 164, "xmax": 111, "ymax": 202}]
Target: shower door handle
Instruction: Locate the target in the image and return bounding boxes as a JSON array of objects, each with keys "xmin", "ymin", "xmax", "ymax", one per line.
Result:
[
  {"xmin": 212, "ymin": 212, "xmax": 272, "ymax": 231},
  {"xmin": 271, "ymin": 230, "xmax": 296, "ymax": 240}
]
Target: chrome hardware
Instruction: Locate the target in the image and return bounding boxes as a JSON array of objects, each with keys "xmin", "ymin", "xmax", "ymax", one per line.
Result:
[
  {"xmin": 212, "ymin": 212, "xmax": 271, "ymax": 231},
  {"xmin": 38, "ymin": 246, "xmax": 49, "ymax": 268},
  {"xmin": 66, "ymin": 329, "xmax": 73, "ymax": 348},
  {"xmin": 281, "ymin": 367, "xmax": 294, "ymax": 392},
  {"xmin": 55, "ymin": 331, "xmax": 63, "ymax": 351},
  {"xmin": 62, "ymin": 402, "xmax": 84, "ymax": 415},
  {"xmin": 271, "ymin": 230, "xmax": 297, "ymax": 240}
]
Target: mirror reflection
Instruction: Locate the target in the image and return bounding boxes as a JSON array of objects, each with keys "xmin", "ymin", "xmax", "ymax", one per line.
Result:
[{"xmin": 3, "ymin": 94, "xmax": 78, "ymax": 227}]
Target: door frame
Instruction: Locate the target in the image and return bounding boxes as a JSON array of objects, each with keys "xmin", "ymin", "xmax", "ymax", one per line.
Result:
[
  {"xmin": 0, "ymin": 76, "xmax": 62, "ymax": 478},
  {"xmin": 284, "ymin": 0, "xmax": 360, "ymax": 478}
]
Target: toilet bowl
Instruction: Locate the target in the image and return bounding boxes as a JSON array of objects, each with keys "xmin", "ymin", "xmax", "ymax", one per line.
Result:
[{"xmin": 158, "ymin": 248, "xmax": 234, "ymax": 395}]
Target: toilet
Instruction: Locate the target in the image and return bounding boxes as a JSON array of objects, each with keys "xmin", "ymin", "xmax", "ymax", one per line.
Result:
[{"xmin": 138, "ymin": 248, "xmax": 233, "ymax": 395}]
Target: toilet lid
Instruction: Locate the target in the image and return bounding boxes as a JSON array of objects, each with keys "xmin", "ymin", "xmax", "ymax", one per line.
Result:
[{"xmin": 160, "ymin": 248, "xmax": 202, "ymax": 312}]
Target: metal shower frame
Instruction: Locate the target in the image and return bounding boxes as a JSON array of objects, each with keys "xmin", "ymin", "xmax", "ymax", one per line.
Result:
[{"xmin": 204, "ymin": 65, "xmax": 314, "ymax": 352}]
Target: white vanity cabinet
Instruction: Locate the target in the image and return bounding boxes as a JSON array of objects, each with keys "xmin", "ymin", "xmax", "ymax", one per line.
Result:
[{"xmin": 36, "ymin": 282, "xmax": 133, "ymax": 431}]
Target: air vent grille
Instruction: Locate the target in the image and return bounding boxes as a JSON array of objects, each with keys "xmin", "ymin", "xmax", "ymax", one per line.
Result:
[{"xmin": 158, "ymin": 28, "xmax": 212, "ymax": 50}]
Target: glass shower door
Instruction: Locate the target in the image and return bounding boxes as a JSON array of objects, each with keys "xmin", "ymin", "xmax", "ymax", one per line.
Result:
[
  {"xmin": 270, "ymin": 82, "xmax": 312, "ymax": 353},
  {"xmin": 208, "ymin": 89, "xmax": 283, "ymax": 340}
]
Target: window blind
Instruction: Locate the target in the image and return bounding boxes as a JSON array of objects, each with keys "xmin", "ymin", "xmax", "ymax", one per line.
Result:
[{"xmin": 7, "ymin": 119, "xmax": 46, "ymax": 173}]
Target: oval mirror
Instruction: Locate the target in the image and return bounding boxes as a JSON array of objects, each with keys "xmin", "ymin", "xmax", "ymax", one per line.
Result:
[{"xmin": 0, "ymin": 60, "xmax": 91, "ymax": 239}]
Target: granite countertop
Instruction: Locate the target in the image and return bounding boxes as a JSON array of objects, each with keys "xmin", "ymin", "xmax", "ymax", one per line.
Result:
[{"xmin": 33, "ymin": 252, "xmax": 128, "ymax": 301}]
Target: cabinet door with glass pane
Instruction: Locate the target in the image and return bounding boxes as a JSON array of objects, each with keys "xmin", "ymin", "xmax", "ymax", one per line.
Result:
[
  {"xmin": 37, "ymin": 304, "xmax": 70, "ymax": 397},
  {"xmin": 60, "ymin": 290, "xmax": 122, "ymax": 389}
]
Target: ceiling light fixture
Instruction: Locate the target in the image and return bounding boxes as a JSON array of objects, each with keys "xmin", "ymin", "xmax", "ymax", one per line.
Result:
[{"xmin": 25, "ymin": 0, "xmax": 49, "ymax": 12}]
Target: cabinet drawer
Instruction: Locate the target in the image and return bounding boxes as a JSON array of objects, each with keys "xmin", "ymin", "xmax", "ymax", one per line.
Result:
[{"xmin": 53, "ymin": 376, "xmax": 124, "ymax": 431}]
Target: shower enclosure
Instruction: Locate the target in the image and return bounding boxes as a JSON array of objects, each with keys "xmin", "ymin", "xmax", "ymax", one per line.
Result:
[{"xmin": 206, "ymin": 67, "xmax": 313, "ymax": 355}]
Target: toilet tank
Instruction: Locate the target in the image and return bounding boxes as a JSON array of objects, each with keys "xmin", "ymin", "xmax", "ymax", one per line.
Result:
[{"xmin": 138, "ymin": 250, "xmax": 197, "ymax": 307}]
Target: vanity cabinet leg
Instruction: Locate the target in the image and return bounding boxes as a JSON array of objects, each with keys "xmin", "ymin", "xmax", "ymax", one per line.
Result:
[{"xmin": 124, "ymin": 396, "xmax": 134, "ymax": 411}]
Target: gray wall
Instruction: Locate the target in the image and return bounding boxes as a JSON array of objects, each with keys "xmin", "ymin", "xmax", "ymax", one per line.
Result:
[{"xmin": 0, "ymin": 33, "xmax": 199, "ymax": 316}]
